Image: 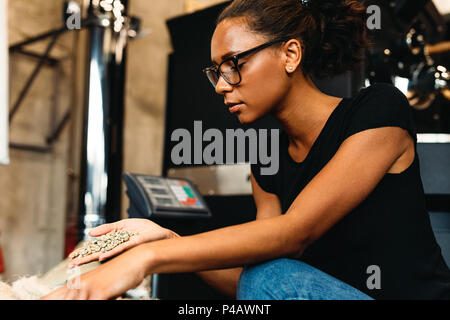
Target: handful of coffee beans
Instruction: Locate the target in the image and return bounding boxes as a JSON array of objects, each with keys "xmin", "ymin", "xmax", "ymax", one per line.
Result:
[{"xmin": 69, "ymin": 230, "xmax": 137, "ymax": 260}]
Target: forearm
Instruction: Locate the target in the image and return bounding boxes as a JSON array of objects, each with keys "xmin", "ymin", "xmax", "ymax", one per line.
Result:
[
  {"xmin": 167, "ymin": 230, "xmax": 243, "ymax": 298},
  {"xmin": 139, "ymin": 214, "xmax": 307, "ymax": 276}
]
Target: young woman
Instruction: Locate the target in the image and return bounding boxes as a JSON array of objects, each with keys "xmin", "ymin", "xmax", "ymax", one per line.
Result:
[{"xmin": 43, "ymin": 0, "xmax": 450, "ymax": 300}]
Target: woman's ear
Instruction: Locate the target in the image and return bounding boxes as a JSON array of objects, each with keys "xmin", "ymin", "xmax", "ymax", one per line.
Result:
[{"xmin": 283, "ymin": 39, "xmax": 302, "ymax": 74}]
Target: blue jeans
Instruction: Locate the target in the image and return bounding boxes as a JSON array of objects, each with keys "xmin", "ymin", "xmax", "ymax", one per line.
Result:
[{"xmin": 237, "ymin": 258, "xmax": 374, "ymax": 300}]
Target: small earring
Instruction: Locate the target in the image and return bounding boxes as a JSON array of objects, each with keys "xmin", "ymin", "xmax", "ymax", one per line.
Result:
[{"xmin": 288, "ymin": 66, "xmax": 294, "ymax": 71}]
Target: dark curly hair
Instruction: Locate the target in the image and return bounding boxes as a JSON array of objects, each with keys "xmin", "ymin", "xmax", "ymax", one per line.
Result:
[{"xmin": 217, "ymin": 0, "xmax": 371, "ymax": 79}]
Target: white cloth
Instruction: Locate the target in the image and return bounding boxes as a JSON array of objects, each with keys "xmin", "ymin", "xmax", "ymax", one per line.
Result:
[{"xmin": 0, "ymin": 0, "xmax": 9, "ymax": 165}]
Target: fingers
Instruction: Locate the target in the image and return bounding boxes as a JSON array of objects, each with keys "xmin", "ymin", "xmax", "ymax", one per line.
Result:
[
  {"xmin": 68, "ymin": 252, "xmax": 102, "ymax": 268},
  {"xmin": 66, "ymin": 288, "xmax": 88, "ymax": 300},
  {"xmin": 89, "ymin": 223, "xmax": 118, "ymax": 237},
  {"xmin": 62, "ymin": 288, "xmax": 74, "ymax": 300},
  {"xmin": 41, "ymin": 273, "xmax": 106, "ymax": 300},
  {"xmin": 68, "ymin": 235, "xmax": 139, "ymax": 267},
  {"xmin": 89, "ymin": 222, "xmax": 122, "ymax": 237},
  {"xmin": 68, "ymin": 248, "xmax": 82, "ymax": 260},
  {"xmin": 41, "ymin": 286, "xmax": 67, "ymax": 300},
  {"xmin": 98, "ymin": 241, "xmax": 134, "ymax": 261},
  {"xmin": 69, "ymin": 241, "xmax": 134, "ymax": 266},
  {"xmin": 43, "ymin": 285, "xmax": 88, "ymax": 300}
]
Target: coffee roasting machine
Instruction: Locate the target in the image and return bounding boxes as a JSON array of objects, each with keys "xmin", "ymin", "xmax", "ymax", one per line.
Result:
[{"xmin": 7, "ymin": 0, "xmax": 141, "ymax": 254}]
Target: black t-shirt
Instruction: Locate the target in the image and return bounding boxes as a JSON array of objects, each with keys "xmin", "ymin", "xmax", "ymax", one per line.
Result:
[{"xmin": 251, "ymin": 83, "xmax": 450, "ymax": 300}]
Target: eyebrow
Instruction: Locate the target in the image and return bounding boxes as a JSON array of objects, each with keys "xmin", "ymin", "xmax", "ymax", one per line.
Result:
[{"xmin": 211, "ymin": 50, "xmax": 241, "ymax": 65}]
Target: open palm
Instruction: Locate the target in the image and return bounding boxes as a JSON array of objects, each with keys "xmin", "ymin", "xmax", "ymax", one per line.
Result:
[{"xmin": 68, "ymin": 218, "xmax": 177, "ymax": 268}]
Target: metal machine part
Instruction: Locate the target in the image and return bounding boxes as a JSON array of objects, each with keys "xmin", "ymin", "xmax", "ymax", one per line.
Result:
[
  {"xmin": 123, "ymin": 173, "xmax": 211, "ymax": 219},
  {"xmin": 417, "ymin": 133, "xmax": 450, "ymax": 195},
  {"xmin": 167, "ymin": 164, "xmax": 253, "ymax": 196},
  {"xmin": 77, "ymin": 0, "xmax": 137, "ymax": 241},
  {"xmin": 6, "ymin": 0, "xmax": 141, "ymax": 242},
  {"xmin": 405, "ymin": 63, "xmax": 449, "ymax": 110},
  {"xmin": 364, "ymin": 0, "xmax": 449, "ymax": 113}
]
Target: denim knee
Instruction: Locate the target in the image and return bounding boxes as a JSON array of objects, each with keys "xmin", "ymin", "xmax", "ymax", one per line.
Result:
[
  {"xmin": 236, "ymin": 258, "xmax": 373, "ymax": 300},
  {"xmin": 237, "ymin": 258, "xmax": 296, "ymax": 300}
]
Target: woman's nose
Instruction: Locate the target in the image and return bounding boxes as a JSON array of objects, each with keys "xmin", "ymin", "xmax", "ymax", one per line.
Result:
[{"xmin": 215, "ymin": 75, "xmax": 233, "ymax": 95}]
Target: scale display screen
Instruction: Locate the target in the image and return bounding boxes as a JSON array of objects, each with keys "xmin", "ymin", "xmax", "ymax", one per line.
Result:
[{"xmin": 124, "ymin": 173, "xmax": 211, "ymax": 219}]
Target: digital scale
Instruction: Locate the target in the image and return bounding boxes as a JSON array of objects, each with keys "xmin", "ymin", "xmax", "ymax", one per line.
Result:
[{"xmin": 123, "ymin": 173, "xmax": 211, "ymax": 219}]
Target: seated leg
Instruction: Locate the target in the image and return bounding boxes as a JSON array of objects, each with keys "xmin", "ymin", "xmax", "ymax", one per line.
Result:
[{"xmin": 237, "ymin": 258, "xmax": 373, "ymax": 300}]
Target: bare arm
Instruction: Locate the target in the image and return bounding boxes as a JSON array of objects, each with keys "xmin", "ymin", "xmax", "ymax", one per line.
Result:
[
  {"xmin": 195, "ymin": 173, "xmax": 283, "ymax": 298},
  {"xmin": 42, "ymin": 127, "xmax": 414, "ymax": 299},
  {"xmin": 138, "ymin": 127, "xmax": 413, "ymax": 275}
]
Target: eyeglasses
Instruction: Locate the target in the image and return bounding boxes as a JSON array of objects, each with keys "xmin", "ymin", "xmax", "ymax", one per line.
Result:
[{"xmin": 203, "ymin": 38, "xmax": 289, "ymax": 89}]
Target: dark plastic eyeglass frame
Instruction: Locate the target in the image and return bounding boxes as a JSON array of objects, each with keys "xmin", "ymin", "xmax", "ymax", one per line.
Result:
[{"xmin": 203, "ymin": 37, "xmax": 290, "ymax": 88}]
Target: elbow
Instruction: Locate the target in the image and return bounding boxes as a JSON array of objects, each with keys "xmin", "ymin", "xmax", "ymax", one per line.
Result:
[
  {"xmin": 287, "ymin": 237, "xmax": 311, "ymax": 260},
  {"xmin": 282, "ymin": 229, "xmax": 313, "ymax": 260},
  {"xmin": 281, "ymin": 215, "xmax": 314, "ymax": 260}
]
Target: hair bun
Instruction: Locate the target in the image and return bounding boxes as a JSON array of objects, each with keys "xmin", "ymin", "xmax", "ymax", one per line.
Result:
[
  {"xmin": 303, "ymin": 0, "xmax": 370, "ymax": 78},
  {"xmin": 217, "ymin": 0, "xmax": 371, "ymax": 79}
]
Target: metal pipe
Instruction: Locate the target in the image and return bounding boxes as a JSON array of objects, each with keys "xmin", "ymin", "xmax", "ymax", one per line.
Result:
[
  {"xmin": 9, "ymin": 143, "xmax": 52, "ymax": 153},
  {"xmin": 78, "ymin": 0, "xmax": 127, "ymax": 241},
  {"xmin": 8, "ymin": 17, "xmax": 96, "ymax": 52},
  {"xmin": 9, "ymin": 34, "xmax": 60, "ymax": 122},
  {"xmin": 11, "ymin": 49, "xmax": 58, "ymax": 66},
  {"xmin": 46, "ymin": 111, "xmax": 72, "ymax": 144}
]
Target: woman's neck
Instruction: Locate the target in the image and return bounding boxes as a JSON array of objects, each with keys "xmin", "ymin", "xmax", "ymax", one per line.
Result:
[{"xmin": 274, "ymin": 74, "xmax": 344, "ymax": 161}]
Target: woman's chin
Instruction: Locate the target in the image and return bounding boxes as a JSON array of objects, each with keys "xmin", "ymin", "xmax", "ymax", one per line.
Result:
[
  {"xmin": 236, "ymin": 113, "xmax": 252, "ymax": 124},
  {"xmin": 235, "ymin": 112, "xmax": 260, "ymax": 125}
]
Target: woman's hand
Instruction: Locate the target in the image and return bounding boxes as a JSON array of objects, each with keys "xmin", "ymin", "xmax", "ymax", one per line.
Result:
[
  {"xmin": 68, "ymin": 218, "xmax": 178, "ymax": 268},
  {"xmin": 42, "ymin": 244, "xmax": 153, "ymax": 300}
]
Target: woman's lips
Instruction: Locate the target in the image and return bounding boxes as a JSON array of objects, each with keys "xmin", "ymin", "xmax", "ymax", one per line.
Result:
[{"xmin": 229, "ymin": 103, "xmax": 244, "ymax": 114}]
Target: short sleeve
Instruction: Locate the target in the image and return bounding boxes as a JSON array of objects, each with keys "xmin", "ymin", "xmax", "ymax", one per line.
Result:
[
  {"xmin": 343, "ymin": 83, "xmax": 417, "ymax": 144},
  {"xmin": 251, "ymin": 163, "xmax": 277, "ymax": 195}
]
